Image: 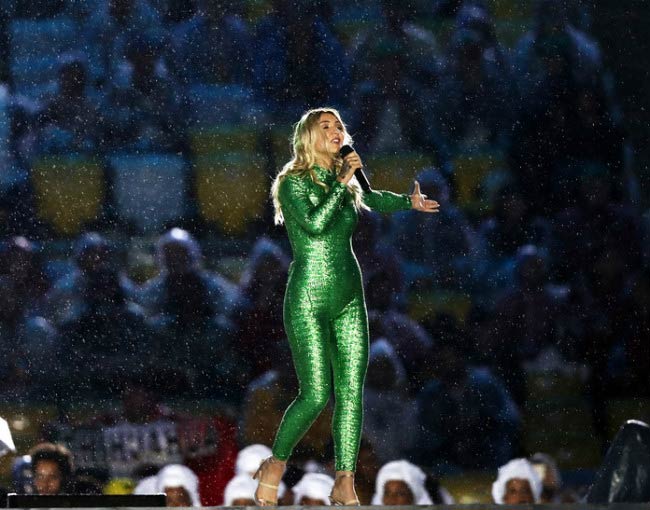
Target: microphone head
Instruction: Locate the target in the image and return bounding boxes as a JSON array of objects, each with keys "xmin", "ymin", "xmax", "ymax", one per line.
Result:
[{"xmin": 339, "ymin": 145, "xmax": 354, "ymax": 158}]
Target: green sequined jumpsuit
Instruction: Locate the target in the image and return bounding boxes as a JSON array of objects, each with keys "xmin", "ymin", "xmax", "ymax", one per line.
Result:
[{"xmin": 272, "ymin": 165, "xmax": 412, "ymax": 471}]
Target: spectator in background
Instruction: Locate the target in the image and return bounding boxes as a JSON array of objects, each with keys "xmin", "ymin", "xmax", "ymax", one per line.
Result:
[
  {"xmin": 491, "ymin": 458, "xmax": 542, "ymax": 505},
  {"xmin": 167, "ymin": 0, "xmax": 253, "ymax": 86},
  {"xmin": 529, "ymin": 452, "xmax": 562, "ymax": 503},
  {"xmin": 252, "ymin": 0, "xmax": 350, "ymax": 119},
  {"xmin": 354, "ymin": 211, "xmax": 406, "ymax": 307},
  {"xmin": 28, "ymin": 443, "xmax": 74, "ymax": 496},
  {"xmin": 366, "ymin": 273, "xmax": 434, "ymax": 396},
  {"xmin": 135, "ymin": 228, "xmax": 238, "ymax": 325},
  {"xmin": 552, "ymin": 163, "xmax": 642, "ymax": 281},
  {"xmin": 0, "ymin": 237, "xmax": 56, "ymax": 398},
  {"xmin": 156, "ymin": 464, "xmax": 201, "ymax": 507},
  {"xmin": 488, "ymin": 245, "xmax": 565, "ymax": 376},
  {"xmin": 475, "ymin": 183, "xmax": 550, "ymax": 297},
  {"xmin": 42, "ymin": 232, "xmax": 147, "ymax": 398},
  {"xmin": 391, "ymin": 167, "xmax": 478, "ymax": 291},
  {"xmin": 424, "ymin": 471, "xmax": 455, "ymax": 504},
  {"xmin": 348, "ymin": 0, "xmax": 441, "ymax": 154},
  {"xmin": 0, "ymin": 237, "xmax": 48, "ymax": 326},
  {"xmin": 508, "ymin": 0, "xmax": 622, "ymax": 216},
  {"xmin": 363, "ymin": 339, "xmax": 418, "ymax": 465},
  {"xmin": 223, "ymin": 474, "xmax": 257, "ymax": 506},
  {"xmin": 231, "ymin": 237, "xmax": 289, "ymax": 379},
  {"xmin": 235, "ymin": 444, "xmax": 274, "ymax": 477},
  {"xmin": 434, "ymin": 21, "xmax": 514, "ymax": 162},
  {"xmin": 513, "ymin": 0, "xmax": 602, "ymax": 106},
  {"xmin": 415, "ymin": 343, "xmax": 520, "ymax": 472},
  {"xmin": 103, "ymin": 35, "xmax": 185, "ymax": 153},
  {"xmin": 44, "ymin": 232, "xmax": 131, "ymax": 326},
  {"xmin": 35, "ymin": 55, "xmax": 104, "ymax": 156},
  {"xmin": 371, "ymin": 460, "xmax": 433, "ymax": 505},
  {"xmin": 135, "ymin": 228, "xmax": 240, "ymax": 398},
  {"xmin": 56, "ymin": 268, "xmax": 150, "ymax": 398},
  {"xmin": 292, "ymin": 473, "xmax": 334, "ymax": 506},
  {"xmin": 0, "ymin": 137, "xmax": 36, "ymax": 237},
  {"xmin": 81, "ymin": 0, "xmax": 163, "ymax": 85}
]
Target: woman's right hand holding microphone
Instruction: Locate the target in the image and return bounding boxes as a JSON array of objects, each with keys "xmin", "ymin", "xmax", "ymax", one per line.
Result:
[{"xmin": 337, "ymin": 151, "xmax": 363, "ymax": 184}]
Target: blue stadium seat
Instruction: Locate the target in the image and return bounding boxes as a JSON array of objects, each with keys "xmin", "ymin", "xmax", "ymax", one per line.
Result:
[
  {"xmin": 9, "ymin": 16, "xmax": 78, "ymax": 98},
  {"xmin": 10, "ymin": 55, "xmax": 60, "ymax": 92},
  {"xmin": 109, "ymin": 153, "xmax": 187, "ymax": 234},
  {"xmin": 9, "ymin": 17, "xmax": 77, "ymax": 58}
]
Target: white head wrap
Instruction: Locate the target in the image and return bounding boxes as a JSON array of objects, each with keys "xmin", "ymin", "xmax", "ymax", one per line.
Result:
[
  {"xmin": 234, "ymin": 444, "xmax": 286, "ymax": 498},
  {"xmin": 133, "ymin": 475, "xmax": 158, "ymax": 495},
  {"xmin": 235, "ymin": 444, "xmax": 273, "ymax": 476},
  {"xmin": 371, "ymin": 460, "xmax": 433, "ymax": 505},
  {"xmin": 156, "ymin": 464, "xmax": 201, "ymax": 506},
  {"xmin": 223, "ymin": 474, "xmax": 258, "ymax": 506},
  {"xmin": 491, "ymin": 458, "xmax": 543, "ymax": 504},
  {"xmin": 292, "ymin": 473, "xmax": 335, "ymax": 505}
]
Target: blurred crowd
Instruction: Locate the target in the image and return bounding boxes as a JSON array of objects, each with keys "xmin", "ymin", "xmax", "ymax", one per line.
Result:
[{"xmin": 0, "ymin": 0, "xmax": 649, "ymax": 503}]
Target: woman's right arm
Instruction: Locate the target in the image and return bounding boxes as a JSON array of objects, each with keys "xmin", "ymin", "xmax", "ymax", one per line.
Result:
[{"xmin": 278, "ymin": 175, "xmax": 348, "ymax": 235}]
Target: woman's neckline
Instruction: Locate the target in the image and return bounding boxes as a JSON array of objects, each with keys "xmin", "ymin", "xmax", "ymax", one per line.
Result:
[{"xmin": 312, "ymin": 164, "xmax": 335, "ymax": 177}]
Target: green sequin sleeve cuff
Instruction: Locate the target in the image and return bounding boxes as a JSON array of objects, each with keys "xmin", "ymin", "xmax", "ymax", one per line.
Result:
[{"xmin": 362, "ymin": 189, "xmax": 413, "ymax": 213}]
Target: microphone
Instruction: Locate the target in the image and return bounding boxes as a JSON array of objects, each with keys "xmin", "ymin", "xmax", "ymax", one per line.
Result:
[{"xmin": 339, "ymin": 145, "xmax": 371, "ymax": 193}]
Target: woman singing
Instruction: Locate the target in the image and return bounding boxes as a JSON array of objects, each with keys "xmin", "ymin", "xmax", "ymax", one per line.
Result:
[{"xmin": 253, "ymin": 107, "xmax": 439, "ymax": 506}]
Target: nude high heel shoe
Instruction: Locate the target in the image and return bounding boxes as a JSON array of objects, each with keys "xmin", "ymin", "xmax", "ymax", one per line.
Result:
[
  {"xmin": 329, "ymin": 472, "xmax": 361, "ymax": 506},
  {"xmin": 253, "ymin": 456, "xmax": 284, "ymax": 506}
]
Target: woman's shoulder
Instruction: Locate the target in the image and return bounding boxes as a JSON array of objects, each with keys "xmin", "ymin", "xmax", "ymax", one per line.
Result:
[{"xmin": 278, "ymin": 169, "xmax": 315, "ymax": 189}]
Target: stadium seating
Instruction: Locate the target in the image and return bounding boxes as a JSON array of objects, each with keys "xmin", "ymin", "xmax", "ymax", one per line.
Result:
[
  {"xmin": 9, "ymin": 16, "xmax": 77, "ymax": 99},
  {"xmin": 452, "ymin": 151, "xmax": 506, "ymax": 216},
  {"xmin": 194, "ymin": 152, "xmax": 268, "ymax": 235},
  {"xmin": 365, "ymin": 152, "xmax": 434, "ymax": 194},
  {"xmin": 186, "ymin": 84, "xmax": 257, "ymax": 128},
  {"xmin": 31, "ymin": 155, "xmax": 105, "ymax": 235},
  {"xmin": 189, "ymin": 125, "xmax": 260, "ymax": 157},
  {"xmin": 109, "ymin": 153, "xmax": 187, "ymax": 234}
]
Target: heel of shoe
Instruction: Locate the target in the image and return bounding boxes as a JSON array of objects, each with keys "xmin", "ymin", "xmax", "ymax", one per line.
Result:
[
  {"xmin": 253, "ymin": 456, "xmax": 283, "ymax": 506},
  {"xmin": 330, "ymin": 472, "xmax": 359, "ymax": 506}
]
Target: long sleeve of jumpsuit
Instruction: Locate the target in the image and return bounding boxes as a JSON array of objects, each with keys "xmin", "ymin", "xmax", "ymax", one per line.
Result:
[{"xmin": 272, "ymin": 165, "xmax": 411, "ymax": 471}]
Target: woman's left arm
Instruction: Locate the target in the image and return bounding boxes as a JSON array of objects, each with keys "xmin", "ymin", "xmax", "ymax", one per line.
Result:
[
  {"xmin": 363, "ymin": 180, "xmax": 440, "ymax": 214},
  {"xmin": 362, "ymin": 189, "xmax": 413, "ymax": 213}
]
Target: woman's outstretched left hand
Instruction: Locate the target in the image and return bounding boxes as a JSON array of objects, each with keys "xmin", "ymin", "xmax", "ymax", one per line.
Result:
[{"xmin": 410, "ymin": 180, "xmax": 440, "ymax": 213}]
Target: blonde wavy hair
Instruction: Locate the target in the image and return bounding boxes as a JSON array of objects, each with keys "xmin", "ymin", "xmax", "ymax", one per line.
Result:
[{"xmin": 271, "ymin": 107, "xmax": 369, "ymax": 225}]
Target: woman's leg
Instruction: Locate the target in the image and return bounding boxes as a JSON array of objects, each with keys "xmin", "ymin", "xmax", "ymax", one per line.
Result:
[
  {"xmin": 271, "ymin": 305, "xmax": 333, "ymax": 460},
  {"xmin": 330, "ymin": 295, "xmax": 369, "ymax": 472}
]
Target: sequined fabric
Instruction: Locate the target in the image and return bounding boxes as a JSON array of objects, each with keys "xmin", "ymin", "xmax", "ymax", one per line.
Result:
[{"xmin": 271, "ymin": 165, "xmax": 411, "ymax": 471}]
